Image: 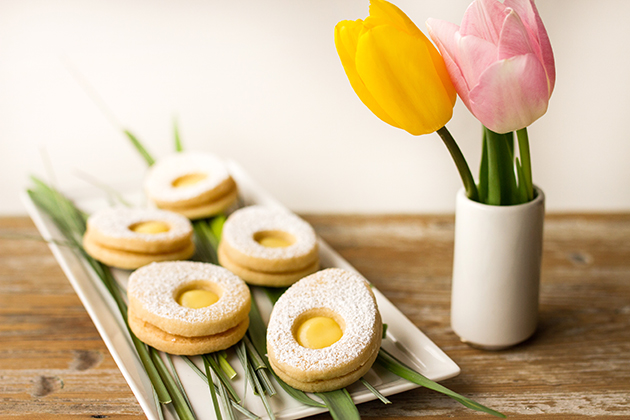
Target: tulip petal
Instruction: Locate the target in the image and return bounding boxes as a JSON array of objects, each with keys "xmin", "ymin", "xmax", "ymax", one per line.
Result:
[
  {"xmin": 355, "ymin": 25, "xmax": 455, "ymax": 135},
  {"xmin": 365, "ymin": 0, "xmax": 423, "ymax": 37},
  {"xmin": 460, "ymin": 0, "xmax": 508, "ymax": 43},
  {"xmin": 426, "ymin": 18, "xmax": 472, "ymax": 109},
  {"xmin": 504, "ymin": 0, "xmax": 555, "ymax": 93},
  {"xmin": 457, "ymin": 34, "xmax": 498, "ymax": 90},
  {"xmin": 498, "ymin": 9, "xmax": 535, "ymax": 59},
  {"xmin": 334, "ymin": 20, "xmax": 401, "ymax": 129},
  {"xmin": 469, "ymin": 53, "xmax": 549, "ymax": 133}
]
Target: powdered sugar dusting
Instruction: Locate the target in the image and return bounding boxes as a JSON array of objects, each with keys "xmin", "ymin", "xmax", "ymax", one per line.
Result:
[
  {"xmin": 88, "ymin": 207, "xmax": 192, "ymax": 241},
  {"xmin": 144, "ymin": 152, "xmax": 230, "ymax": 203},
  {"xmin": 128, "ymin": 261, "xmax": 249, "ymax": 324},
  {"xmin": 267, "ymin": 268, "xmax": 378, "ymax": 372},
  {"xmin": 222, "ymin": 205, "xmax": 317, "ymax": 260}
]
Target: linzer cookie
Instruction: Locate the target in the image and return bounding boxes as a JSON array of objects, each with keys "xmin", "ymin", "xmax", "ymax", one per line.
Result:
[
  {"xmin": 127, "ymin": 261, "xmax": 250, "ymax": 355},
  {"xmin": 218, "ymin": 205, "xmax": 319, "ymax": 287},
  {"xmin": 266, "ymin": 268, "xmax": 382, "ymax": 392},
  {"xmin": 83, "ymin": 207, "xmax": 195, "ymax": 270},
  {"xmin": 144, "ymin": 152, "xmax": 238, "ymax": 219}
]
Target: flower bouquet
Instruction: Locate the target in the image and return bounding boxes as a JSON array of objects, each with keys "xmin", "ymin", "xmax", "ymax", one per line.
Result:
[{"xmin": 335, "ymin": 0, "xmax": 554, "ymax": 348}]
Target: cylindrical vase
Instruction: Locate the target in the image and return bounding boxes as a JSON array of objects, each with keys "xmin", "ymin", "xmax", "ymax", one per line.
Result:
[{"xmin": 451, "ymin": 187, "xmax": 545, "ymax": 350}]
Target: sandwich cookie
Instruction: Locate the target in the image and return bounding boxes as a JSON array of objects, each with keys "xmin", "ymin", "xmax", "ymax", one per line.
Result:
[
  {"xmin": 218, "ymin": 205, "xmax": 319, "ymax": 287},
  {"xmin": 145, "ymin": 152, "xmax": 238, "ymax": 219},
  {"xmin": 127, "ymin": 261, "xmax": 251, "ymax": 355},
  {"xmin": 83, "ymin": 207, "xmax": 195, "ymax": 270},
  {"xmin": 266, "ymin": 268, "xmax": 382, "ymax": 392}
]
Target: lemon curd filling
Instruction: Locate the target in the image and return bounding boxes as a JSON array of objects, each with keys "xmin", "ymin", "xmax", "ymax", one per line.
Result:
[
  {"xmin": 296, "ymin": 316, "xmax": 343, "ymax": 349},
  {"xmin": 177, "ymin": 289, "xmax": 219, "ymax": 309},
  {"xmin": 253, "ymin": 231, "xmax": 295, "ymax": 248},
  {"xmin": 129, "ymin": 221, "xmax": 170, "ymax": 234},
  {"xmin": 172, "ymin": 173, "xmax": 208, "ymax": 188}
]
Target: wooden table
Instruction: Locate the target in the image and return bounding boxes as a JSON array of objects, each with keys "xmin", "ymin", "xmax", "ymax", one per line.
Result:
[{"xmin": 1, "ymin": 214, "xmax": 629, "ymax": 419}]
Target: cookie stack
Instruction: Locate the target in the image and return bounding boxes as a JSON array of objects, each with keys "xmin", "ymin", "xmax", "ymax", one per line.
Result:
[
  {"xmin": 127, "ymin": 261, "xmax": 251, "ymax": 355},
  {"xmin": 145, "ymin": 152, "xmax": 238, "ymax": 220},
  {"xmin": 83, "ymin": 207, "xmax": 195, "ymax": 270},
  {"xmin": 266, "ymin": 268, "xmax": 382, "ymax": 392},
  {"xmin": 218, "ymin": 206, "xmax": 320, "ymax": 287}
]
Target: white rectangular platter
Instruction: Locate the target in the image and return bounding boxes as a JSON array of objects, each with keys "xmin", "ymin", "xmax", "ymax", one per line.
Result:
[{"xmin": 22, "ymin": 160, "xmax": 460, "ymax": 420}]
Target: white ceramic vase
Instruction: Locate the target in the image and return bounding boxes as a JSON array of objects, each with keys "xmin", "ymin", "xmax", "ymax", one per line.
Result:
[{"xmin": 451, "ymin": 187, "xmax": 545, "ymax": 350}]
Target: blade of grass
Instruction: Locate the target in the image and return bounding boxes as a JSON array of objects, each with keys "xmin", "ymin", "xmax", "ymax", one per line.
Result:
[
  {"xmin": 124, "ymin": 130, "xmax": 155, "ymax": 166},
  {"xmin": 203, "ymin": 356, "xmax": 223, "ymax": 420},
  {"xmin": 174, "ymin": 118, "xmax": 183, "ymax": 152},
  {"xmin": 212, "ymin": 355, "xmax": 236, "ymax": 420},
  {"xmin": 245, "ymin": 354, "xmax": 275, "ymax": 420},
  {"xmin": 360, "ymin": 378, "xmax": 391, "ymax": 405},
  {"xmin": 166, "ymin": 354, "xmax": 196, "ymax": 417},
  {"xmin": 205, "ymin": 353, "xmax": 240, "ymax": 403},
  {"xmin": 150, "ymin": 348, "xmax": 195, "ymax": 420},
  {"xmin": 376, "ymin": 348, "xmax": 505, "ymax": 418},
  {"xmin": 315, "ymin": 389, "xmax": 360, "ymax": 420},
  {"xmin": 218, "ymin": 351, "xmax": 237, "ymax": 380}
]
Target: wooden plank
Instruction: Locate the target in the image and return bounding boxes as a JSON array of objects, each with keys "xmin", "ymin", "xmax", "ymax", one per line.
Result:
[{"xmin": 1, "ymin": 214, "xmax": 630, "ymax": 419}]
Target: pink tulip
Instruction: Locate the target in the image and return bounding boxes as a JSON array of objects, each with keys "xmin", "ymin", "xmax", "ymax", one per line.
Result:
[{"xmin": 426, "ymin": 0, "xmax": 555, "ymax": 134}]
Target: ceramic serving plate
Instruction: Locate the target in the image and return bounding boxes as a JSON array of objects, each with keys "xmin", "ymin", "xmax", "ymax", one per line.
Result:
[{"xmin": 22, "ymin": 161, "xmax": 460, "ymax": 420}]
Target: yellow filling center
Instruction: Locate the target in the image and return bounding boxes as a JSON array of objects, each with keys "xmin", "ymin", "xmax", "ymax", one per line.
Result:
[
  {"xmin": 129, "ymin": 221, "xmax": 170, "ymax": 234},
  {"xmin": 172, "ymin": 173, "xmax": 208, "ymax": 188},
  {"xmin": 177, "ymin": 289, "xmax": 219, "ymax": 309},
  {"xmin": 296, "ymin": 316, "xmax": 343, "ymax": 349},
  {"xmin": 254, "ymin": 231, "xmax": 295, "ymax": 248}
]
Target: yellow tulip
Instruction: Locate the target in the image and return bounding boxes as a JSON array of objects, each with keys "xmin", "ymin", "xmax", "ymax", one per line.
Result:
[{"xmin": 334, "ymin": 0, "xmax": 456, "ymax": 136}]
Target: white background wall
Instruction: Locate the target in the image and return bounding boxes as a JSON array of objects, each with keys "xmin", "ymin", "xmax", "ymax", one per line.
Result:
[{"xmin": 1, "ymin": 0, "xmax": 629, "ymax": 215}]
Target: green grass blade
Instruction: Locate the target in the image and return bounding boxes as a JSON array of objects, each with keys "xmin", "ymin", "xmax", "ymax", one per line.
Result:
[
  {"xmin": 166, "ymin": 354, "xmax": 196, "ymax": 417},
  {"xmin": 174, "ymin": 118, "xmax": 183, "ymax": 152},
  {"xmin": 203, "ymin": 356, "xmax": 223, "ymax": 420},
  {"xmin": 150, "ymin": 348, "xmax": 195, "ymax": 420},
  {"xmin": 245, "ymin": 355, "xmax": 276, "ymax": 420},
  {"xmin": 124, "ymin": 130, "xmax": 155, "ymax": 166},
  {"xmin": 218, "ymin": 351, "xmax": 237, "ymax": 380},
  {"xmin": 263, "ymin": 287, "xmax": 287, "ymax": 305},
  {"xmin": 210, "ymin": 215, "xmax": 226, "ymax": 241},
  {"xmin": 315, "ymin": 389, "xmax": 360, "ymax": 420},
  {"xmin": 206, "ymin": 353, "xmax": 240, "ymax": 403},
  {"xmin": 376, "ymin": 348, "xmax": 505, "ymax": 418},
  {"xmin": 212, "ymin": 356, "xmax": 236, "ymax": 420},
  {"xmin": 360, "ymin": 377, "xmax": 391, "ymax": 404}
]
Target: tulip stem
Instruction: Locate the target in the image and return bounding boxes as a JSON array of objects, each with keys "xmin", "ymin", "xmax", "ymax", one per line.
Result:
[
  {"xmin": 437, "ymin": 126, "xmax": 479, "ymax": 202},
  {"xmin": 516, "ymin": 128, "xmax": 534, "ymax": 201}
]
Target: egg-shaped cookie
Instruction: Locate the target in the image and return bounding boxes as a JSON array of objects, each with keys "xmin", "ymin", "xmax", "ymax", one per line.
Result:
[
  {"xmin": 266, "ymin": 268, "xmax": 382, "ymax": 392},
  {"xmin": 83, "ymin": 207, "xmax": 195, "ymax": 270},
  {"xmin": 218, "ymin": 205, "xmax": 320, "ymax": 287},
  {"xmin": 128, "ymin": 261, "xmax": 251, "ymax": 355},
  {"xmin": 144, "ymin": 152, "xmax": 238, "ymax": 219}
]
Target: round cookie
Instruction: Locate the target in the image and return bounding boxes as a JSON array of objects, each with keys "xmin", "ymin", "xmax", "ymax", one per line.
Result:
[
  {"xmin": 266, "ymin": 268, "xmax": 382, "ymax": 392},
  {"xmin": 218, "ymin": 205, "xmax": 320, "ymax": 286},
  {"xmin": 144, "ymin": 152, "xmax": 238, "ymax": 219},
  {"xmin": 128, "ymin": 261, "xmax": 251, "ymax": 355},
  {"xmin": 83, "ymin": 207, "xmax": 195, "ymax": 270}
]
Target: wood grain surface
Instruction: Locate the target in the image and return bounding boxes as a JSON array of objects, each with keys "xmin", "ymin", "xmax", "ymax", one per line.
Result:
[{"xmin": 1, "ymin": 214, "xmax": 629, "ymax": 419}]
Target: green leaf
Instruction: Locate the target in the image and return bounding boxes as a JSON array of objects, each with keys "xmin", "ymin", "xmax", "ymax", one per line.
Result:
[
  {"xmin": 166, "ymin": 354, "xmax": 196, "ymax": 417},
  {"xmin": 516, "ymin": 127, "xmax": 534, "ymax": 201},
  {"xmin": 210, "ymin": 214, "xmax": 226, "ymax": 241},
  {"xmin": 376, "ymin": 348, "xmax": 505, "ymax": 418},
  {"xmin": 478, "ymin": 129, "xmax": 489, "ymax": 204},
  {"xmin": 484, "ymin": 127, "xmax": 518, "ymax": 206},
  {"xmin": 263, "ymin": 287, "xmax": 287, "ymax": 305},
  {"xmin": 124, "ymin": 130, "xmax": 155, "ymax": 166},
  {"xmin": 315, "ymin": 389, "xmax": 360, "ymax": 420},
  {"xmin": 218, "ymin": 351, "xmax": 237, "ymax": 380},
  {"xmin": 205, "ymin": 352, "xmax": 240, "ymax": 403},
  {"xmin": 515, "ymin": 158, "xmax": 529, "ymax": 204}
]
